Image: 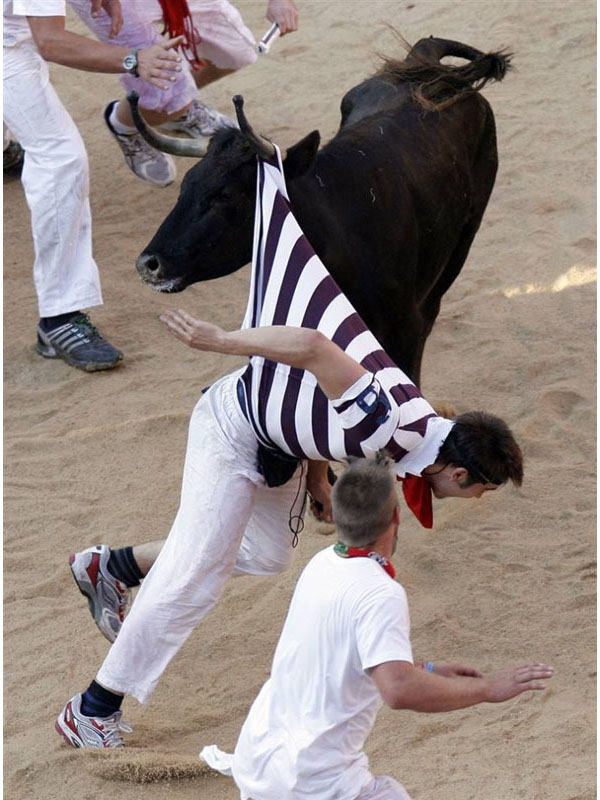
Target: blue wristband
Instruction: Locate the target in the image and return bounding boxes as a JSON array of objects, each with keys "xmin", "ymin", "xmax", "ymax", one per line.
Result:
[{"xmin": 425, "ymin": 661, "xmax": 435, "ymax": 673}]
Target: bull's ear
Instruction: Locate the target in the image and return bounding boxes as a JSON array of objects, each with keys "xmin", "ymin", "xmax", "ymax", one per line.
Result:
[{"xmin": 283, "ymin": 130, "xmax": 320, "ymax": 179}]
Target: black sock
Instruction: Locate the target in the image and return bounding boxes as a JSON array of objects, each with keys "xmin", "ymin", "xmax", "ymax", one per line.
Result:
[
  {"xmin": 39, "ymin": 311, "xmax": 81, "ymax": 332},
  {"xmin": 80, "ymin": 680, "xmax": 123, "ymax": 718},
  {"xmin": 107, "ymin": 546, "xmax": 143, "ymax": 588}
]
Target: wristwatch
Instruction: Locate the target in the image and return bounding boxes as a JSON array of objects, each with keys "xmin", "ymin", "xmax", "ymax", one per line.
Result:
[{"xmin": 122, "ymin": 50, "xmax": 140, "ymax": 77}]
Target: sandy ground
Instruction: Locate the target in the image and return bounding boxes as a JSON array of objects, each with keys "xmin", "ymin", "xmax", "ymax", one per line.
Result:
[{"xmin": 3, "ymin": 1, "xmax": 596, "ymax": 798}]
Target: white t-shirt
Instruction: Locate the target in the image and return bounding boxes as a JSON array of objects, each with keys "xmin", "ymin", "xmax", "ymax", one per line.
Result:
[
  {"xmin": 3, "ymin": 0, "xmax": 66, "ymax": 47},
  {"xmin": 232, "ymin": 546, "xmax": 413, "ymax": 800}
]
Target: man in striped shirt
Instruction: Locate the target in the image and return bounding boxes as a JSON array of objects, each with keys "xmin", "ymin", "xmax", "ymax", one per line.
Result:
[{"xmin": 56, "ymin": 149, "xmax": 523, "ymax": 748}]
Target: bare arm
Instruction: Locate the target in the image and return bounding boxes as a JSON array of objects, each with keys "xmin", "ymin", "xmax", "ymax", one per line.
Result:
[
  {"xmin": 426, "ymin": 661, "xmax": 483, "ymax": 678},
  {"xmin": 27, "ymin": 16, "xmax": 183, "ymax": 89},
  {"xmin": 371, "ymin": 660, "xmax": 553, "ymax": 712},
  {"xmin": 159, "ymin": 310, "xmax": 367, "ymax": 400}
]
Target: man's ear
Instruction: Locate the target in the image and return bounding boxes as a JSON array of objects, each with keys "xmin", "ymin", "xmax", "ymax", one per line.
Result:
[
  {"xmin": 451, "ymin": 467, "xmax": 469, "ymax": 484},
  {"xmin": 283, "ymin": 130, "xmax": 320, "ymax": 180}
]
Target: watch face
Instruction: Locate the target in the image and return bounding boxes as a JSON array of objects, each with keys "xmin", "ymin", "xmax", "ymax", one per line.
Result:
[{"xmin": 123, "ymin": 53, "xmax": 137, "ymax": 71}]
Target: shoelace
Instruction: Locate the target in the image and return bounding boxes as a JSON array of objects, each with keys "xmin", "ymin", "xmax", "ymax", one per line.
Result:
[
  {"xmin": 189, "ymin": 104, "xmax": 219, "ymax": 126},
  {"xmin": 114, "ymin": 584, "xmax": 131, "ymax": 620},
  {"xmin": 69, "ymin": 313, "xmax": 98, "ymax": 336},
  {"xmin": 187, "ymin": 103, "xmax": 234, "ymax": 134},
  {"xmin": 102, "ymin": 712, "xmax": 133, "ymax": 747},
  {"xmin": 116, "ymin": 132, "xmax": 159, "ymax": 164},
  {"xmin": 59, "ymin": 315, "xmax": 104, "ymax": 347}
]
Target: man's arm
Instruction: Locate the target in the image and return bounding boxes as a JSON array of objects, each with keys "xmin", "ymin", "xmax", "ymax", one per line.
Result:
[
  {"xmin": 27, "ymin": 16, "xmax": 183, "ymax": 89},
  {"xmin": 371, "ymin": 660, "xmax": 553, "ymax": 713},
  {"xmin": 426, "ymin": 661, "xmax": 483, "ymax": 678},
  {"xmin": 159, "ymin": 310, "xmax": 367, "ymax": 400}
]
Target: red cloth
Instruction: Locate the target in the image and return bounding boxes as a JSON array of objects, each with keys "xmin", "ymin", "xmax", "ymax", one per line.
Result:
[
  {"xmin": 158, "ymin": 0, "xmax": 205, "ymax": 70},
  {"xmin": 333, "ymin": 543, "xmax": 395, "ymax": 579},
  {"xmin": 399, "ymin": 474, "xmax": 433, "ymax": 529}
]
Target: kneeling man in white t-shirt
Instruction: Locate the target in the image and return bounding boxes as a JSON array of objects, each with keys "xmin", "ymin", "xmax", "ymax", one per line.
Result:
[{"xmin": 201, "ymin": 454, "xmax": 553, "ymax": 800}]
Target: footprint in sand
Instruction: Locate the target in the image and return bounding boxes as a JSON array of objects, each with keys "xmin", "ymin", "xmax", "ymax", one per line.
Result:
[
  {"xmin": 576, "ymin": 561, "xmax": 596, "ymax": 581},
  {"xmin": 537, "ymin": 389, "xmax": 583, "ymax": 419}
]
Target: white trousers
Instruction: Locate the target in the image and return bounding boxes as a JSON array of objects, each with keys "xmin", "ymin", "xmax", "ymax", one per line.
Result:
[
  {"xmin": 97, "ymin": 371, "xmax": 306, "ymax": 703},
  {"xmin": 201, "ymin": 746, "xmax": 413, "ymax": 800},
  {"xmin": 356, "ymin": 775, "xmax": 412, "ymax": 800},
  {"xmin": 3, "ymin": 43, "xmax": 102, "ymax": 317}
]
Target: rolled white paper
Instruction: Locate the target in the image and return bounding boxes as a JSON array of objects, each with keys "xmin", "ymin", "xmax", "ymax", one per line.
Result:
[{"xmin": 257, "ymin": 23, "xmax": 281, "ymax": 54}]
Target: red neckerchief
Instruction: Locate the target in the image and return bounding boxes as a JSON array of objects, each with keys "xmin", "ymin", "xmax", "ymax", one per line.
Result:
[
  {"xmin": 398, "ymin": 474, "xmax": 433, "ymax": 529},
  {"xmin": 158, "ymin": 0, "xmax": 205, "ymax": 70},
  {"xmin": 333, "ymin": 542, "xmax": 396, "ymax": 579}
]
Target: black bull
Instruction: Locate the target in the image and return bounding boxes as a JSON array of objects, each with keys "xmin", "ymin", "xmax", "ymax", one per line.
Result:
[{"xmin": 132, "ymin": 37, "xmax": 511, "ymax": 385}]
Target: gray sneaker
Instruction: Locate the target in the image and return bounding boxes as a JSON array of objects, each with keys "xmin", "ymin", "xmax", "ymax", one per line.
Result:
[
  {"xmin": 104, "ymin": 100, "xmax": 176, "ymax": 187},
  {"xmin": 161, "ymin": 98, "xmax": 236, "ymax": 138},
  {"xmin": 4, "ymin": 139, "xmax": 24, "ymax": 174},
  {"xmin": 56, "ymin": 693, "xmax": 132, "ymax": 749},
  {"xmin": 69, "ymin": 544, "xmax": 129, "ymax": 642},
  {"xmin": 36, "ymin": 314, "xmax": 123, "ymax": 372}
]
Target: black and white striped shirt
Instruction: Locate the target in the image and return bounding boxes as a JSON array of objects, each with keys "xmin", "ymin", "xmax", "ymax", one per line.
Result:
[{"xmin": 238, "ymin": 149, "xmax": 453, "ymax": 477}]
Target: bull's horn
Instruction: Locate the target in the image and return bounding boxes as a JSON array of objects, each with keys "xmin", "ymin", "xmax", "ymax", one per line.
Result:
[
  {"xmin": 126, "ymin": 92, "xmax": 209, "ymax": 158},
  {"xmin": 232, "ymin": 95, "xmax": 276, "ymax": 159}
]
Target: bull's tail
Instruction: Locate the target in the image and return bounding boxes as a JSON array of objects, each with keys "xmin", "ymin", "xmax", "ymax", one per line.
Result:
[{"xmin": 379, "ymin": 35, "xmax": 513, "ymax": 110}]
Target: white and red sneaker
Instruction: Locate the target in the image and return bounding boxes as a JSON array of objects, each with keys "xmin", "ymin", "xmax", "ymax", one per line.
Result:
[
  {"xmin": 55, "ymin": 693, "xmax": 132, "ymax": 749},
  {"xmin": 69, "ymin": 545, "xmax": 129, "ymax": 643}
]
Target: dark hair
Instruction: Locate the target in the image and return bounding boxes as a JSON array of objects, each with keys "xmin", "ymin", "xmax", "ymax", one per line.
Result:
[
  {"xmin": 436, "ymin": 411, "xmax": 523, "ymax": 487},
  {"xmin": 332, "ymin": 452, "xmax": 397, "ymax": 547}
]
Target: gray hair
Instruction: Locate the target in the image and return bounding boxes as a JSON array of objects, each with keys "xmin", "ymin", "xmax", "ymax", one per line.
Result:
[{"xmin": 332, "ymin": 452, "xmax": 397, "ymax": 547}]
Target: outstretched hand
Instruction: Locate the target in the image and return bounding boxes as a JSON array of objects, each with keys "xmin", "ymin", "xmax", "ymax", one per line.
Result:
[
  {"xmin": 137, "ymin": 36, "xmax": 184, "ymax": 90},
  {"xmin": 160, "ymin": 309, "xmax": 227, "ymax": 352},
  {"xmin": 484, "ymin": 663, "xmax": 553, "ymax": 702}
]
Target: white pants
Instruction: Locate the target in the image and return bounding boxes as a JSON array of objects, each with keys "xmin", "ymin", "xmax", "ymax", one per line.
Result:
[
  {"xmin": 356, "ymin": 775, "xmax": 412, "ymax": 800},
  {"xmin": 3, "ymin": 42, "xmax": 102, "ymax": 317},
  {"xmin": 97, "ymin": 371, "xmax": 306, "ymax": 703},
  {"xmin": 201, "ymin": 747, "xmax": 413, "ymax": 800}
]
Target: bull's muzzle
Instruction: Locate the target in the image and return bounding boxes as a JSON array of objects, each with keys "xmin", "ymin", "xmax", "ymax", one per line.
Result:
[{"xmin": 136, "ymin": 253, "xmax": 186, "ymax": 293}]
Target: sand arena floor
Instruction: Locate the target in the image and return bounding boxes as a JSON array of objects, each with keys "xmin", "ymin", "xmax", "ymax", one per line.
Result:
[{"xmin": 3, "ymin": 2, "xmax": 596, "ymax": 798}]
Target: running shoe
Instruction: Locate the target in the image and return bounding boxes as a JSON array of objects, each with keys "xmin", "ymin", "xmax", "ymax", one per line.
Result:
[
  {"xmin": 104, "ymin": 100, "xmax": 176, "ymax": 187},
  {"xmin": 55, "ymin": 693, "xmax": 132, "ymax": 749},
  {"xmin": 69, "ymin": 544, "xmax": 129, "ymax": 643},
  {"xmin": 36, "ymin": 314, "xmax": 123, "ymax": 372},
  {"xmin": 3, "ymin": 139, "xmax": 24, "ymax": 174},
  {"xmin": 161, "ymin": 98, "xmax": 236, "ymax": 138}
]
